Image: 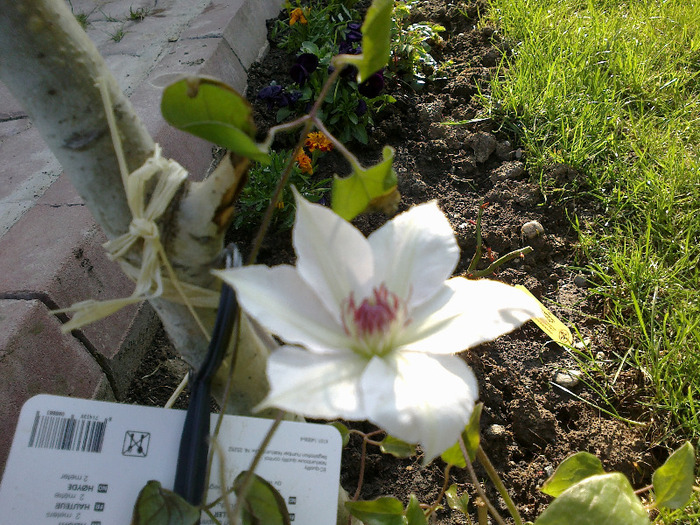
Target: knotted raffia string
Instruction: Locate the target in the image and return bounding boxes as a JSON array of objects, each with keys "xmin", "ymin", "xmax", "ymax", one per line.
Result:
[{"xmin": 54, "ymin": 79, "xmax": 218, "ymax": 340}]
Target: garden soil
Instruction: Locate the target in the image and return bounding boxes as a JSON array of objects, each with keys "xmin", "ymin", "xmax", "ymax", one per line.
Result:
[{"xmin": 127, "ymin": 1, "xmax": 663, "ymax": 522}]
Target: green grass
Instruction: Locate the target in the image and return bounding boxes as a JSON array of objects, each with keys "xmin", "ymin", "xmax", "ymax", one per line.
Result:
[{"xmin": 478, "ymin": 0, "xmax": 700, "ymax": 517}]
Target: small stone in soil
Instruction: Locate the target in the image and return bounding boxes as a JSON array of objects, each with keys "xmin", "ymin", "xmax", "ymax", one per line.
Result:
[
  {"xmin": 554, "ymin": 370, "xmax": 581, "ymax": 389},
  {"xmin": 521, "ymin": 220, "xmax": 545, "ymax": 240},
  {"xmin": 573, "ymin": 274, "xmax": 589, "ymax": 287},
  {"xmin": 490, "ymin": 160, "xmax": 525, "ymax": 183},
  {"xmin": 470, "ymin": 131, "xmax": 497, "ymax": 163},
  {"xmin": 485, "ymin": 423, "xmax": 508, "ymax": 438},
  {"xmin": 573, "ymin": 337, "xmax": 591, "ymax": 350}
]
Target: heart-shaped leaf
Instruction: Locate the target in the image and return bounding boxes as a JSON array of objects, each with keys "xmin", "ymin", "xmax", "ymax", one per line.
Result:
[
  {"xmin": 404, "ymin": 495, "xmax": 428, "ymax": 525},
  {"xmin": 534, "ymin": 473, "xmax": 649, "ymax": 525},
  {"xmin": 345, "ymin": 496, "xmax": 405, "ymax": 525},
  {"xmin": 130, "ymin": 480, "xmax": 200, "ymax": 525},
  {"xmin": 541, "ymin": 452, "xmax": 605, "ymax": 498},
  {"xmin": 331, "ymin": 145, "xmax": 398, "ymax": 221},
  {"xmin": 234, "ymin": 471, "xmax": 291, "ymax": 525},
  {"xmin": 445, "ymin": 484, "xmax": 470, "ymax": 516},
  {"xmin": 330, "ymin": 421, "xmax": 351, "ymax": 447},
  {"xmin": 161, "ymin": 77, "xmax": 269, "ymax": 163},
  {"xmin": 379, "ymin": 435, "xmax": 417, "ymax": 458},
  {"xmin": 652, "ymin": 441, "xmax": 695, "ymax": 509}
]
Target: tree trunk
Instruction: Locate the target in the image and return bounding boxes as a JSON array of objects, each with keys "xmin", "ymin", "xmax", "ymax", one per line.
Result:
[{"xmin": 0, "ymin": 0, "xmax": 270, "ymax": 412}]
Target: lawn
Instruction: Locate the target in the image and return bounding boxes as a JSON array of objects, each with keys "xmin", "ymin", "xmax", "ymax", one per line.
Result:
[{"xmin": 481, "ymin": 0, "xmax": 700, "ymax": 520}]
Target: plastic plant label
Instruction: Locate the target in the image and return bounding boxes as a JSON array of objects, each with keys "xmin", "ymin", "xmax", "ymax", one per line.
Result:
[
  {"xmin": 515, "ymin": 285, "xmax": 573, "ymax": 346},
  {"xmin": 0, "ymin": 395, "xmax": 342, "ymax": 525}
]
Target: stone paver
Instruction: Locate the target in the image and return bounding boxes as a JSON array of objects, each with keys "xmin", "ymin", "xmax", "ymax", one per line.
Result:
[
  {"xmin": 0, "ymin": 299, "xmax": 114, "ymax": 472},
  {"xmin": 0, "ymin": 0, "xmax": 284, "ymax": 478}
]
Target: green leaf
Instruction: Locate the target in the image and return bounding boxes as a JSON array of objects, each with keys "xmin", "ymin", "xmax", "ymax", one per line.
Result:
[
  {"xmin": 440, "ymin": 403, "xmax": 483, "ymax": 467},
  {"xmin": 404, "ymin": 495, "xmax": 428, "ymax": 525},
  {"xmin": 462, "ymin": 402, "xmax": 482, "ymax": 461},
  {"xmin": 336, "ymin": 0, "xmax": 392, "ymax": 82},
  {"xmin": 330, "ymin": 421, "xmax": 351, "ymax": 447},
  {"xmin": 380, "ymin": 435, "xmax": 417, "ymax": 458},
  {"xmin": 130, "ymin": 480, "xmax": 200, "ymax": 525},
  {"xmin": 352, "ymin": 124, "xmax": 369, "ymax": 144},
  {"xmin": 541, "ymin": 452, "xmax": 605, "ymax": 498},
  {"xmin": 534, "ymin": 473, "xmax": 649, "ymax": 525},
  {"xmin": 276, "ymin": 106, "xmax": 293, "ymax": 122},
  {"xmin": 233, "ymin": 471, "xmax": 291, "ymax": 525},
  {"xmin": 346, "ymin": 497, "xmax": 405, "ymax": 525},
  {"xmin": 161, "ymin": 77, "xmax": 269, "ymax": 162},
  {"xmin": 445, "ymin": 484, "xmax": 470, "ymax": 516},
  {"xmin": 652, "ymin": 441, "xmax": 695, "ymax": 509},
  {"xmin": 331, "ymin": 145, "xmax": 398, "ymax": 221}
]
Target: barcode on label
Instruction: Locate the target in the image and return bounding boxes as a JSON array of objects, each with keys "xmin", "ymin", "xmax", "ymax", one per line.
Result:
[{"xmin": 28, "ymin": 412, "xmax": 107, "ymax": 453}]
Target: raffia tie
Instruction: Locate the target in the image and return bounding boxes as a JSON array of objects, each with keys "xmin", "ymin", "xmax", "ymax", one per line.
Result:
[{"xmin": 55, "ymin": 144, "xmax": 219, "ymax": 334}]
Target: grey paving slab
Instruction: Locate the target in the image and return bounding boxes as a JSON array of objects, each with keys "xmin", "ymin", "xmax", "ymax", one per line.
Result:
[
  {"xmin": 0, "ymin": 175, "xmax": 154, "ymax": 397},
  {"xmin": 0, "ymin": 298, "xmax": 114, "ymax": 474}
]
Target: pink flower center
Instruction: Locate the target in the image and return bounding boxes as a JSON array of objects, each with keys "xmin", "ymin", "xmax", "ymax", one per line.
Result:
[{"xmin": 341, "ymin": 284, "xmax": 409, "ymax": 356}]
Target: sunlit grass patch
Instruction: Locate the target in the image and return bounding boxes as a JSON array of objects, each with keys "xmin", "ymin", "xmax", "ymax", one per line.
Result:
[{"xmin": 481, "ymin": 0, "xmax": 700, "ymax": 495}]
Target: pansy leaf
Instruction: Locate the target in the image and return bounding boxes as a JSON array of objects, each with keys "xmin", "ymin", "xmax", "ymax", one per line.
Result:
[
  {"xmin": 130, "ymin": 480, "xmax": 200, "ymax": 525},
  {"xmin": 652, "ymin": 441, "xmax": 695, "ymax": 509},
  {"xmin": 161, "ymin": 77, "xmax": 269, "ymax": 163},
  {"xmin": 233, "ymin": 471, "xmax": 291, "ymax": 525},
  {"xmin": 335, "ymin": 0, "xmax": 391, "ymax": 82},
  {"xmin": 534, "ymin": 473, "xmax": 649, "ymax": 525},
  {"xmin": 380, "ymin": 435, "xmax": 417, "ymax": 458},
  {"xmin": 541, "ymin": 452, "xmax": 605, "ymax": 498},
  {"xmin": 440, "ymin": 403, "xmax": 483, "ymax": 467},
  {"xmin": 346, "ymin": 497, "xmax": 405, "ymax": 525},
  {"xmin": 331, "ymin": 145, "xmax": 398, "ymax": 221},
  {"xmin": 404, "ymin": 495, "xmax": 428, "ymax": 525},
  {"xmin": 445, "ymin": 484, "xmax": 470, "ymax": 516},
  {"xmin": 330, "ymin": 421, "xmax": 351, "ymax": 447}
]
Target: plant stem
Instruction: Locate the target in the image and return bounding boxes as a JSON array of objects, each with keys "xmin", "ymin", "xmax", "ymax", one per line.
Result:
[
  {"xmin": 469, "ymin": 247, "xmax": 533, "ymax": 278},
  {"xmin": 476, "ymin": 497, "xmax": 489, "ymax": 525},
  {"xmin": 467, "ymin": 203, "xmax": 486, "ymax": 273},
  {"xmin": 247, "ymin": 66, "xmax": 342, "ymax": 265},
  {"xmin": 203, "ymin": 407, "xmax": 284, "ymax": 513},
  {"xmin": 426, "ymin": 464, "xmax": 452, "ymax": 518},
  {"xmin": 459, "ymin": 436, "xmax": 508, "ymax": 525},
  {"xmin": 313, "ymin": 117, "xmax": 362, "ymax": 172},
  {"xmin": 476, "ymin": 446, "xmax": 523, "ymax": 525},
  {"xmin": 634, "ymin": 484, "xmax": 653, "ymax": 496},
  {"xmin": 229, "ymin": 411, "xmax": 285, "ymax": 522},
  {"xmin": 261, "ymin": 115, "xmax": 309, "ymax": 151},
  {"xmin": 352, "ymin": 435, "xmax": 370, "ymax": 501}
]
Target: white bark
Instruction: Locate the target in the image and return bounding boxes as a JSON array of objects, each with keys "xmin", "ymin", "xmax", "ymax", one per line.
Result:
[{"xmin": 0, "ymin": 0, "xmax": 270, "ymax": 412}]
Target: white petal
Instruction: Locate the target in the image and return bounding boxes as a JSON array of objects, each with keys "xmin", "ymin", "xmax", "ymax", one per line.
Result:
[
  {"xmin": 256, "ymin": 346, "xmax": 368, "ymax": 420},
  {"xmin": 361, "ymin": 352, "xmax": 478, "ymax": 462},
  {"xmin": 368, "ymin": 201, "xmax": 458, "ymax": 306},
  {"xmin": 400, "ymin": 277, "xmax": 542, "ymax": 354},
  {"xmin": 215, "ymin": 265, "xmax": 350, "ymax": 354},
  {"xmin": 293, "ymin": 190, "xmax": 374, "ymax": 313}
]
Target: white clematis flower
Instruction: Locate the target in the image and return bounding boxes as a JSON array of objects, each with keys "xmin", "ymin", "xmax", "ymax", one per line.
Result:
[{"xmin": 216, "ymin": 192, "xmax": 541, "ymax": 461}]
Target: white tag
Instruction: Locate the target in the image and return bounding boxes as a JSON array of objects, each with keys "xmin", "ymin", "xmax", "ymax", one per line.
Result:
[{"xmin": 0, "ymin": 395, "xmax": 342, "ymax": 524}]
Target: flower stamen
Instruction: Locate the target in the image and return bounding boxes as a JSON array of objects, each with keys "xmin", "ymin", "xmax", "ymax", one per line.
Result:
[{"xmin": 342, "ymin": 284, "xmax": 408, "ymax": 356}]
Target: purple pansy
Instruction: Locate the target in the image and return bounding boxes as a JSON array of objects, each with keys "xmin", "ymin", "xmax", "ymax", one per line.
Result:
[
  {"xmin": 358, "ymin": 70, "xmax": 385, "ymax": 98},
  {"xmin": 290, "ymin": 53, "xmax": 319, "ymax": 86}
]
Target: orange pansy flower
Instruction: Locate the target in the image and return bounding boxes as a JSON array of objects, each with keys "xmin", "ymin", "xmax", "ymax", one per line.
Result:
[
  {"xmin": 290, "ymin": 7, "xmax": 307, "ymax": 25},
  {"xmin": 305, "ymin": 131, "xmax": 334, "ymax": 152},
  {"xmin": 295, "ymin": 151, "xmax": 313, "ymax": 174}
]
